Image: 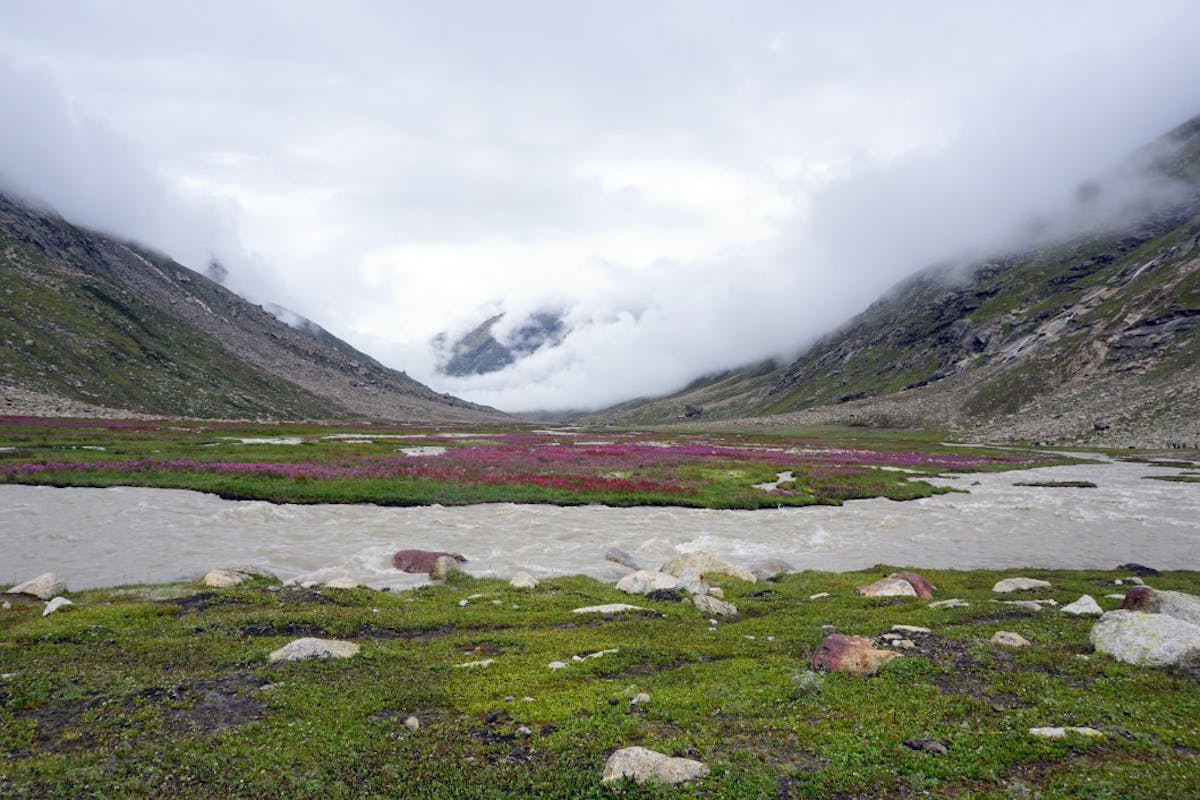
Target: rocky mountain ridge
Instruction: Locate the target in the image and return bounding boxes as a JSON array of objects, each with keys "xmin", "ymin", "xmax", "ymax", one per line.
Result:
[{"xmin": 0, "ymin": 192, "xmax": 505, "ymax": 422}]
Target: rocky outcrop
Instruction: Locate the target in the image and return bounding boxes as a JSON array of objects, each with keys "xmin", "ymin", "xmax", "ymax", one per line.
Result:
[
  {"xmin": 602, "ymin": 747, "xmax": 708, "ymax": 785},
  {"xmin": 811, "ymin": 634, "xmax": 901, "ymax": 676},
  {"xmin": 203, "ymin": 568, "xmax": 272, "ymax": 588}
]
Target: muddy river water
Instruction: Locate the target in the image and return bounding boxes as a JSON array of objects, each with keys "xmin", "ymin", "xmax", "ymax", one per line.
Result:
[{"xmin": 2, "ymin": 459, "xmax": 1197, "ymax": 590}]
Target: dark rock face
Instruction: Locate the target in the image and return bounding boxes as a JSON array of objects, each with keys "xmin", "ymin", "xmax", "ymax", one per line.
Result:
[{"xmin": 392, "ymin": 550, "xmax": 467, "ymax": 574}]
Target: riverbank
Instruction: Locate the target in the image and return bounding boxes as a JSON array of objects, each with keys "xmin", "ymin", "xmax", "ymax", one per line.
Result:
[{"xmin": 3, "ymin": 565, "xmax": 1199, "ymax": 798}]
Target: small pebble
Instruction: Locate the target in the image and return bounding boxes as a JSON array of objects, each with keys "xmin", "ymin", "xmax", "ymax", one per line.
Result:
[
  {"xmin": 404, "ymin": 716, "xmax": 420, "ymax": 731},
  {"xmin": 504, "ymin": 696, "xmax": 515, "ymax": 703},
  {"xmin": 457, "ymin": 599, "xmax": 469, "ymax": 607},
  {"xmin": 548, "ymin": 661, "xmax": 567, "ymax": 671},
  {"xmin": 809, "ymin": 592, "xmax": 831, "ymax": 600},
  {"xmin": 631, "ymin": 693, "xmax": 651, "ymax": 705},
  {"xmin": 516, "ymin": 725, "xmax": 532, "ymax": 736}
]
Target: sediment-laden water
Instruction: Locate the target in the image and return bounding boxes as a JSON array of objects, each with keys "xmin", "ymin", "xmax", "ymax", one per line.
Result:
[{"xmin": 1, "ymin": 459, "xmax": 1197, "ymax": 590}]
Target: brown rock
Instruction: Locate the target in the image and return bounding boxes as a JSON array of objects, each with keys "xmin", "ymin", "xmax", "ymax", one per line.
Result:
[
  {"xmin": 892, "ymin": 570, "xmax": 936, "ymax": 599},
  {"xmin": 392, "ymin": 549, "xmax": 467, "ymax": 574},
  {"xmin": 1122, "ymin": 586, "xmax": 1156, "ymax": 610},
  {"xmin": 811, "ymin": 634, "xmax": 901, "ymax": 676}
]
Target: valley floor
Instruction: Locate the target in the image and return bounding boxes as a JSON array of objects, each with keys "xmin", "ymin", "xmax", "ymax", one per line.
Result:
[{"xmin": 2, "ymin": 567, "xmax": 1198, "ymax": 799}]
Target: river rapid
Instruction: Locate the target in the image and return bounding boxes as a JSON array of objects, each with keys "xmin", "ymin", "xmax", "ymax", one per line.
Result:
[{"xmin": 2, "ymin": 459, "xmax": 1197, "ymax": 591}]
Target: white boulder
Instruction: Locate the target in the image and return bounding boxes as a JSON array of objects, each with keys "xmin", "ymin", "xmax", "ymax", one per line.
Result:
[
  {"xmin": 42, "ymin": 597, "xmax": 75, "ymax": 616},
  {"xmin": 1090, "ymin": 610, "xmax": 1200, "ymax": 667},
  {"xmin": 268, "ymin": 637, "xmax": 361, "ymax": 663},
  {"xmin": 993, "ymin": 577, "xmax": 1053, "ymax": 593},
  {"xmin": 1061, "ymin": 595, "xmax": 1103, "ymax": 616},
  {"xmin": 616, "ymin": 570, "xmax": 679, "ymax": 595},
  {"xmin": 602, "ymin": 746, "xmax": 708, "ymax": 785},
  {"xmin": 6, "ymin": 573, "xmax": 67, "ymax": 600}
]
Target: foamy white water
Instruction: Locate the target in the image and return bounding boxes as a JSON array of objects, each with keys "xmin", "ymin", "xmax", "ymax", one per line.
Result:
[{"xmin": 1, "ymin": 459, "xmax": 1196, "ymax": 590}]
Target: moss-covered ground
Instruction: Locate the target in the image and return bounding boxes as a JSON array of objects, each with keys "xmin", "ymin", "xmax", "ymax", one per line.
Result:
[{"xmin": 3, "ymin": 568, "xmax": 1198, "ymax": 798}]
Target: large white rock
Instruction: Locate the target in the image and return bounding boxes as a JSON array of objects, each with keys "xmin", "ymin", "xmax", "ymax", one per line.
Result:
[
  {"xmin": 1090, "ymin": 610, "xmax": 1200, "ymax": 667},
  {"xmin": 268, "ymin": 637, "xmax": 361, "ymax": 663},
  {"xmin": 1061, "ymin": 595, "xmax": 1103, "ymax": 616},
  {"xmin": 602, "ymin": 746, "xmax": 708, "ymax": 785},
  {"xmin": 660, "ymin": 553, "xmax": 757, "ymax": 583},
  {"xmin": 323, "ymin": 576, "xmax": 361, "ymax": 589},
  {"xmin": 693, "ymin": 594, "xmax": 737, "ymax": 617},
  {"xmin": 993, "ymin": 577, "xmax": 1053, "ymax": 593},
  {"xmin": 6, "ymin": 573, "xmax": 67, "ymax": 600},
  {"xmin": 616, "ymin": 570, "xmax": 679, "ymax": 595}
]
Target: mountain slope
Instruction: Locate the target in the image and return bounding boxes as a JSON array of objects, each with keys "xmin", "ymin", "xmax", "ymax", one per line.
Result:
[
  {"xmin": 0, "ymin": 193, "xmax": 504, "ymax": 422},
  {"xmin": 583, "ymin": 116, "xmax": 1200, "ymax": 446}
]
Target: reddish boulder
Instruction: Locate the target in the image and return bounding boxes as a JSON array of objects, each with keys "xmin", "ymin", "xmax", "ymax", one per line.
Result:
[
  {"xmin": 893, "ymin": 570, "xmax": 936, "ymax": 599},
  {"xmin": 811, "ymin": 634, "xmax": 901, "ymax": 676},
  {"xmin": 393, "ymin": 549, "xmax": 467, "ymax": 574},
  {"xmin": 1122, "ymin": 586, "xmax": 1157, "ymax": 610}
]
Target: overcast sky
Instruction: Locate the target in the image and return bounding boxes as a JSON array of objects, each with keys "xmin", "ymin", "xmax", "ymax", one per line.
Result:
[{"xmin": 2, "ymin": 1, "xmax": 1199, "ymax": 411}]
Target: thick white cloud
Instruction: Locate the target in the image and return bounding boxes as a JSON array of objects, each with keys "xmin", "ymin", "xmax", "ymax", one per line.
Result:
[{"xmin": 2, "ymin": 1, "xmax": 1199, "ymax": 411}]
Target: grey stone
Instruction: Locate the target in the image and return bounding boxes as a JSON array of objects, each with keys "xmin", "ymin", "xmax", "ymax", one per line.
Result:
[
  {"xmin": 993, "ymin": 577, "xmax": 1053, "ymax": 593},
  {"xmin": 928, "ymin": 598, "xmax": 970, "ymax": 609},
  {"xmin": 1090, "ymin": 610, "xmax": 1200, "ymax": 667},
  {"xmin": 693, "ymin": 593, "xmax": 737, "ymax": 617},
  {"xmin": 6, "ymin": 573, "xmax": 67, "ymax": 600},
  {"xmin": 203, "ymin": 568, "xmax": 256, "ymax": 588},
  {"xmin": 991, "ymin": 631, "xmax": 1031, "ymax": 647},
  {"xmin": 509, "ymin": 571, "xmax": 539, "ymax": 589},
  {"xmin": 602, "ymin": 746, "xmax": 708, "ymax": 785},
  {"xmin": 404, "ymin": 715, "xmax": 421, "ymax": 731},
  {"xmin": 630, "ymin": 692, "xmax": 651, "ymax": 705},
  {"xmin": 856, "ymin": 577, "xmax": 918, "ymax": 598},
  {"xmin": 604, "ymin": 546, "xmax": 641, "ymax": 570},
  {"xmin": 431, "ymin": 555, "xmax": 464, "ymax": 580},
  {"xmin": 323, "ymin": 575, "xmax": 360, "ymax": 589},
  {"xmin": 1142, "ymin": 590, "xmax": 1200, "ymax": 626},
  {"xmin": 661, "ymin": 553, "xmax": 756, "ymax": 583},
  {"xmin": 616, "ymin": 570, "xmax": 679, "ymax": 595},
  {"xmin": 268, "ymin": 637, "xmax": 360, "ymax": 663},
  {"xmin": 676, "ymin": 568, "xmax": 709, "ymax": 595},
  {"xmin": 1061, "ymin": 595, "xmax": 1103, "ymax": 615},
  {"xmin": 750, "ymin": 558, "xmax": 794, "ymax": 581}
]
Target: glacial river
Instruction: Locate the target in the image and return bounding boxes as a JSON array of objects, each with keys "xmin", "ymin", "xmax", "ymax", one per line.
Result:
[{"xmin": 1, "ymin": 459, "xmax": 1197, "ymax": 591}]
